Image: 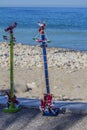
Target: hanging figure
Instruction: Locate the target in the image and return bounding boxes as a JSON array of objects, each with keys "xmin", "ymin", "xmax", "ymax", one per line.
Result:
[
  {"xmin": 47, "ymin": 93, "xmax": 52, "ymax": 106},
  {"xmin": 40, "ymin": 99, "xmax": 45, "ymax": 113},
  {"xmin": 38, "ymin": 21, "xmax": 46, "ymax": 35},
  {"xmin": 6, "ymin": 92, "xmax": 19, "ymax": 108},
  {"xmin": 6, "ymin": 92, "xmax": 11, "ymax": 108}
]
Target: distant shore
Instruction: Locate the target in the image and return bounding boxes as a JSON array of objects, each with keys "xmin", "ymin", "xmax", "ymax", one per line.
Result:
[{"xmin": 0, "ymin": 42, "xmax": 87, "ymax": 102}]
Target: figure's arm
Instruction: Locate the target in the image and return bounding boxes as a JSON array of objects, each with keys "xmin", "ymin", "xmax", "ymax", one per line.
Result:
[{"xmin": 38, "ymin": 21, "xmax": 43, "ymax": 27}]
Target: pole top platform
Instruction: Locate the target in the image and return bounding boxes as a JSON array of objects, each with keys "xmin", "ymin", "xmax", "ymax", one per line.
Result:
[{"xmin": 5, "ymin": 22, "xmax": 17, "ymax": 34}]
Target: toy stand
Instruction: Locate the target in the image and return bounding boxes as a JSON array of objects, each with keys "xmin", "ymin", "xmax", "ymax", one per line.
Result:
[
  {"xmin": 34, "ymin": 22, "xmax": 59, "ymax": 116},
  {"xmin": 3, "ymin": 22, "xmax": 21, "ymax": 113}
]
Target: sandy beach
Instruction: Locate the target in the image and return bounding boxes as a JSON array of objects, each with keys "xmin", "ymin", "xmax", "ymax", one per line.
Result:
[{"xmin": 0, "ymin": 42, "xmax": 87, "ymax": 102}]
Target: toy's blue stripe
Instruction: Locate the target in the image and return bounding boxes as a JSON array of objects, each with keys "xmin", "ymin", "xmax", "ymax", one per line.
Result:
[{"xmin": 41, "ymin": 34, "xmax": 50, "ymax": 94}]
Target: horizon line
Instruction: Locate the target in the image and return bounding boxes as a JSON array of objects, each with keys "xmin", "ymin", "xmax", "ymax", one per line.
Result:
[{"xmin": 0, "ymin": 6, "xmax": 87, "ymax": 8}]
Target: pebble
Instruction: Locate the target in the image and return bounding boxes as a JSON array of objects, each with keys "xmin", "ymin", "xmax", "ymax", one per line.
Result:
[
  {"xmin": 26, "ymin": 82, "xmax": 37, "ymax": 89},
  {"xmin": 54, "ymin": 86, "xmax": 58, "ymax": 89},
  {"xmin": 0, "ymin": 42, "xmax": 87, "ymax": 70}
]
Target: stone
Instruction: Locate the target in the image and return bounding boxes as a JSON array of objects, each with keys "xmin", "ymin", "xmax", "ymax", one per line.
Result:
[
  {"xmin": 26, "ymin": 82, "xmax": 37, "ymax": 90},
  {"xmin": 14, "ymin": 84, "xmax": 28, "ymax": 93}
]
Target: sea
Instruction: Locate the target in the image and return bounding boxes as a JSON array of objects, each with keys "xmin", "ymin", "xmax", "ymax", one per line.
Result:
[{"xmin": 0, "ymin": 7, "xmax": 87, "ymax": 51}]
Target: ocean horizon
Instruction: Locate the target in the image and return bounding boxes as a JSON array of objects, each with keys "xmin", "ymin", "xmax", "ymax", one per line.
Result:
[{"xmin": 0, "ymin": 7, "xmax": 87, "ymax": 51}]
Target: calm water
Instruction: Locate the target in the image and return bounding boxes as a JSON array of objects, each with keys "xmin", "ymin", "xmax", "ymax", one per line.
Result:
[{"xmin": 0, "ymin": 7, "xmax": 87, "ymax": 51}]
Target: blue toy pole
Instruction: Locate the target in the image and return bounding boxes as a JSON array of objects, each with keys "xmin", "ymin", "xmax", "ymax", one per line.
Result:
[
  {"xmin": 34, "ymin": 22, "xmax": 59, "ymax": 116},
  {"xmin": 41, "ymin": 34, "xmax": 50, "ymax": 94}
]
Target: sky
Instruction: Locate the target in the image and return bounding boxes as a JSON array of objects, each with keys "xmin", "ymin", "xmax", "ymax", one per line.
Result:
[{"xmin": 0, "ymin": 0, "xmax": 87, "ymax": 7}]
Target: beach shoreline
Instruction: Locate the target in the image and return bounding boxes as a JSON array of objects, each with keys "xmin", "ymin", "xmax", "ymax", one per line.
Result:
[{"xmin": 0, "ymin": 42, "xmax": 87, "ymax": 102}]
